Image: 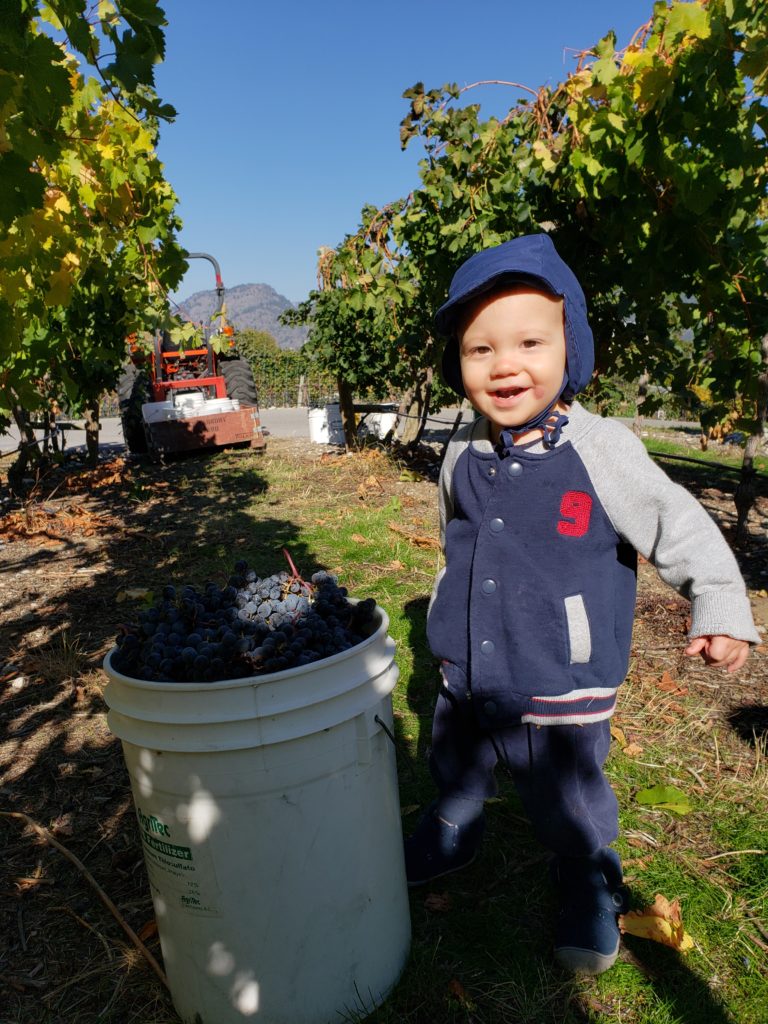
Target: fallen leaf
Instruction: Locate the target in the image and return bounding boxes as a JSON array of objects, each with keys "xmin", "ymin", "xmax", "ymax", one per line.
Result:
[
  {"xmin": 447, "ymin": 978, "xmax": 472, "ymax": 1007},
  {"xmin": 349, "ymin": 534, "xmax": 367, "ymax": 543},
  {"xmin": 387, "ymin": 521, "xmax": 440, "ymax": 549},
  {"xmin": 400, "ymin": 804, "xmax": 419, "ymax": 817},
  {"xmin": 50, "ymin": 813, "xmax": 74, "ymax": 837},
  {"xmin": 620, "ymin": 893, "xmax": 694, "ymax": 953},
  {"xmin": 623, "ymin": 857, "xmax": 651, "ymax": 870},
  {"xmin": 656, "ymin": 671, "xmax": 688, "ymax": 697},
  {"xmin": 610, "ymin": 724, "xmax": 628, "ymax": 748},
  {"xmin": 624, "ymin": 742, "xmax": 644, "ymax": 757},
  {"xmin": 116, "ymin": 588, "xmax": 153, "ymax": 603},
  {"xmin": 137, "ymin": 919, "xmax": 158, "ymax": 941},
  {"xmin": 424, "ymin": 892, "xmax": 452, "ymax": 913},
  {"xmin": 388, "ymin": 560, "xmax": 405, "ymax": 570},
  {"xmin": 399, "ymin": 469, "xmax": 421, "ymax": 482},
  {"xmin": 636, "ymin": 784, "xmax": 692, "ymax": 815},
  {"xmin": 667, "ymin": 701, "xmax": 685, "ymax": 714}
]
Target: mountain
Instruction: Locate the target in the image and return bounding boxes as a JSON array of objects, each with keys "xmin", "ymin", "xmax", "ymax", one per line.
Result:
[{"xmin": 176, "ymin": 283, "xmax": 309, "ymax": 350}]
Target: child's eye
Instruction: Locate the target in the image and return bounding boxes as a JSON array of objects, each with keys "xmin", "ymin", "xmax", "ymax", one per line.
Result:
[
  {"xmin": 522, "ymin": 338, "xmax": 542, "ymax": 348},
  {"xmin": 462, "ymin": 344, "xmax": 490, "ymax": 357}
]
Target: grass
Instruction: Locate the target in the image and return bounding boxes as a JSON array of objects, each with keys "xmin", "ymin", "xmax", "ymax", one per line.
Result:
[
  {"xmin": 181, "ymin": 440, "xmax": 767, "ymax": 1024},
  {"xmin": 637, "ymin": 431, "xmax": 768, "ymax": 479},
  {"xmin": 3, "ymin": 436, "xmax": 765, "ymax": 1024}
]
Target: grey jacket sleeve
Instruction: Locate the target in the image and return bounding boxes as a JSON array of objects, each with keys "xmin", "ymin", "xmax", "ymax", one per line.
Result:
[
  {"xmin": 428, "ymin": 424, "xmax": 472, "ymax": 616},
  {"xmin": 574, "ymin": 416, "xmax": 760, "ymax": 644}
]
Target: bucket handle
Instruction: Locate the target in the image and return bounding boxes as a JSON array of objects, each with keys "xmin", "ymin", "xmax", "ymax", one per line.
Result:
[{"xmin": 375, "ymin": 714, "xmax": 418, "ymax": 781}]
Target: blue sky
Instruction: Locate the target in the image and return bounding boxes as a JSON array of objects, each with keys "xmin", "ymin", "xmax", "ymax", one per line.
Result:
[{"xmin": 156, "ymin": 1, "xmax": 656, "ymax": 304}]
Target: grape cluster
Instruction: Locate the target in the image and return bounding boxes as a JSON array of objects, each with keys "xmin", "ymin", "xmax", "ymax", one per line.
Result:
[{"xmin": 111, "ymin": 560, "xmax": 378, "ymax": 683}]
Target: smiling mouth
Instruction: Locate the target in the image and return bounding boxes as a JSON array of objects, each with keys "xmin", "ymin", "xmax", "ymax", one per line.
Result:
[{"xmin": 492, "ymin": 387, "xmax": 527, "ymax": 399}]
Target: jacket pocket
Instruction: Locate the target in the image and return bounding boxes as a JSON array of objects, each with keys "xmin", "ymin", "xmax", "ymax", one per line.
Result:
[{"xmin": 564, "ymin": 594, "xmax": 592, "ymax": 664}]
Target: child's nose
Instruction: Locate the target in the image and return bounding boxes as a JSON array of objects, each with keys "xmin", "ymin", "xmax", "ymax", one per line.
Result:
[{"xmin": 492, "ymin": 349, "xmax": 522, "ymax": 376}]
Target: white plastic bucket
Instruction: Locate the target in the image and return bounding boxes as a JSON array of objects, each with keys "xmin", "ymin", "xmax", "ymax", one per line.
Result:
[
  {"xmin": 307, "ymin": 405, "xmax": 345, "ymax": 445},
  {"xmin": 307, "ymin": 407, "xmax": 328, "ymax": 444},
  {"xmin": 324, "ymin": 403, "xmax": 344, "ymax": 445},
  {"xmin": 102, "ymin": 607, "xmax": 410, "ymax": 1024}
]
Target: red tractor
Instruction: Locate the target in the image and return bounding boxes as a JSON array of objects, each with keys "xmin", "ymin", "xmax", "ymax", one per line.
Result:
[{"xmin": 117, "ymin": 253, "xmax": 266, "ymax": 456}]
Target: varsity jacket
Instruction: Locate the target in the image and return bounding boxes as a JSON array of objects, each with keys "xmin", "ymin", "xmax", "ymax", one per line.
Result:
[{"xmin": 427, "ymin": 403, "xmax": 760, "ymax": 729}]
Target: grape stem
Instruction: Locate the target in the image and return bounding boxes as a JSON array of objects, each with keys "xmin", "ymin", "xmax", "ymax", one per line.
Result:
[{"xmin": 281, "ymin": 547, "xmax": 304, "ymax": 582}]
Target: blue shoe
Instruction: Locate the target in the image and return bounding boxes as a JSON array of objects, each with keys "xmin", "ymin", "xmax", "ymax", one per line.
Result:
[
  {"xmin": 552, "ymin": 848, "xmax": 630, "ymax": 974},
  {"xmin": 404, "ymin": 803, "xmax": 485, "ymax": 887}
]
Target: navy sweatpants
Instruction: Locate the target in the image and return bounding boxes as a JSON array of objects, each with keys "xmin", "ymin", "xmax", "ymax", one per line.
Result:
[{"xmin": 429, "ymin": 682, "xmax": 619, "ymax": 858}]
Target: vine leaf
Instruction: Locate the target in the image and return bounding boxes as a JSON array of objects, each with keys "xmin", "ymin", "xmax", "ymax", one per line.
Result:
[
  {"xmin": 620, "ymin": 893, "xmax": 695, "ymax": 952},
  {"xmin": 636, "ymin": 784, "xmax": 693, "ymax": 815}
]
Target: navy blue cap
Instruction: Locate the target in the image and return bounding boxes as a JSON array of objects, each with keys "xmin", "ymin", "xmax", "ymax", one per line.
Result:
[{"xmin": 436, "ymin": 234, "xmax": 594, "ymax": 401}]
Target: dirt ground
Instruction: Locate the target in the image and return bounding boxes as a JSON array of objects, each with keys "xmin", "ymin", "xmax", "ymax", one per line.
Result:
[{"xmin": 0, "ymin": 437, "xmax": 766, "ymax": 1023}]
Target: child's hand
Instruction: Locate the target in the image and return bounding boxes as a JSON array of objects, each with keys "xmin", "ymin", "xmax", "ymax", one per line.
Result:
[{"xmin": 684, "ymin": 635, "xmax": 750, "ymax": 673}]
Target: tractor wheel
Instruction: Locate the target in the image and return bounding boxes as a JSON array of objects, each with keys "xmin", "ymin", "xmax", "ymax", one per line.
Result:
[
  {"xmin": 220, "ymin": 356, "xmax": 259, "ymax": 406},
  {"xmin": 117, "ymin": 364, "xmax": 151, "ymax": 454}
]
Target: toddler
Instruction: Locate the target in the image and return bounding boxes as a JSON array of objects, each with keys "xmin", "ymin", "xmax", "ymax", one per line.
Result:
[{"xmin": 405, "ymin": 233, "xmax": 759, "ymax": 974}]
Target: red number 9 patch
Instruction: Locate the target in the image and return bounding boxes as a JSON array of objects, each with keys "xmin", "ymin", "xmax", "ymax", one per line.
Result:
[{"xmin": 557, "ymin": 490, "xmax": 593, "ymax": 537}]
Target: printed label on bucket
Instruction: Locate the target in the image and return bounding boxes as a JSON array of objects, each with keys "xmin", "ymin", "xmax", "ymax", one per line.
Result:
[{"xmin": 136, "ymin": 806, "xmax": 221, "ymax": 917}]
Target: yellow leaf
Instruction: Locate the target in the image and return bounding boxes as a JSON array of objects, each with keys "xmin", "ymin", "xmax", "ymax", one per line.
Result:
[
  {"xmin": 610, "ymin": 724, "xmax": 627, "ymax": 748},
  {"xmin": 620, "ymin": 894, "xmax": 694, "ymax": 953},
  {"xmin": 622, "ymin": 48, "xmax": 651, "ymax": 71},
  {"xmin": 116, "ymin": 588, "xmax": 152, "ymax": 603},
  {"xmin": 532, "ymin": 139, "xmax": 557, "ymax": 171},
  {"xmin": 688, "ymin": 383, "xmax": 713, "ymax": 404},
  {"xmin": 54, "ymin": 194, "xmax": 71, "ymax": 214}
]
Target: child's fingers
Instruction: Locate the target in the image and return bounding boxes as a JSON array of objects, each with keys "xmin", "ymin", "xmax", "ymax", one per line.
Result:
[
  {"xmin": 684, "ymin": 636, "xmax": 750, "ymax": 672},
  {"xmin": 726, "ymin": 644, "xmax": 750, "ymax": 673},
  {"xmin": 684, "ymin": 637, "xmax": 708, "ymax": 657}
]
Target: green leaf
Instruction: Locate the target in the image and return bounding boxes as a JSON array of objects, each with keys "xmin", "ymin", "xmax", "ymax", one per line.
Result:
[
  {"xmin": 592, "ymin": 57, "xmax": 618, "ymax": 86},
  {"xmin": 636, "ymin": 784, "xmax": 693, "ymax": 815},
  {"xmin": 666, "ymin": 1, "xmax": 711, "ymax": 42}
]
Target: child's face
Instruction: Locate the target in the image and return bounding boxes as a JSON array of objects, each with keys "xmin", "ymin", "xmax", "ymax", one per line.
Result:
[{"xmin": 458, "ymin": 287, "xmax": 567, "ymax": 441}]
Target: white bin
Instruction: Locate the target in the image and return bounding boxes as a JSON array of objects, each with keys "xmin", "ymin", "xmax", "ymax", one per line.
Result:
[
  {"xmin": 102, "ymin": 607, "xmax": 410, "ymax": 1024},
  {"xmin": 307, "ymin": 404, "xmax": 345, "ymax": 445}
]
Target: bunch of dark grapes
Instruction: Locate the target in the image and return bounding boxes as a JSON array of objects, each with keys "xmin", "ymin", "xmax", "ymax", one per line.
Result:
[{"xmin": 111, "ymin": 559, "xmax": 378, "ymax": 684}]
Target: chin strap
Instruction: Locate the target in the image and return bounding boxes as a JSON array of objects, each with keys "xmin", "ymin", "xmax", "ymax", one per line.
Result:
[{"xmin": 498, "ymin": 401, "xmax": 570, "ymax": 453}]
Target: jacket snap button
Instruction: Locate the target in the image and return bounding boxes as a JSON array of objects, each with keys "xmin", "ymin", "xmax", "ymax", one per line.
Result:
[
  {"xmin": 507, "ymin": 460, "xmax": 523, "ymax": 477},
  {"xmin": 480, "ymin": 640, "xmax": 495, "ymax": 655},
  {"xmin": 489, "ymin": 518, "xmax": 504, "ymax": 533},
  {"xmin": 484, "ymin": 700, "xmax": 497, "ymax": 715},
  {"xmin": 481, "ymin": 579, "xmax": 497, "ymax": 594}
]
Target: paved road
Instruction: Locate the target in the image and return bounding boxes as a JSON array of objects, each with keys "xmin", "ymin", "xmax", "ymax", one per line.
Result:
[
  {"xmin": 0, "ymin": 407, "xmax": 700, "ymax": 458},
  {"xmin": 0, "ymin": 406, "xmax": 468, "ymax": 457}
]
